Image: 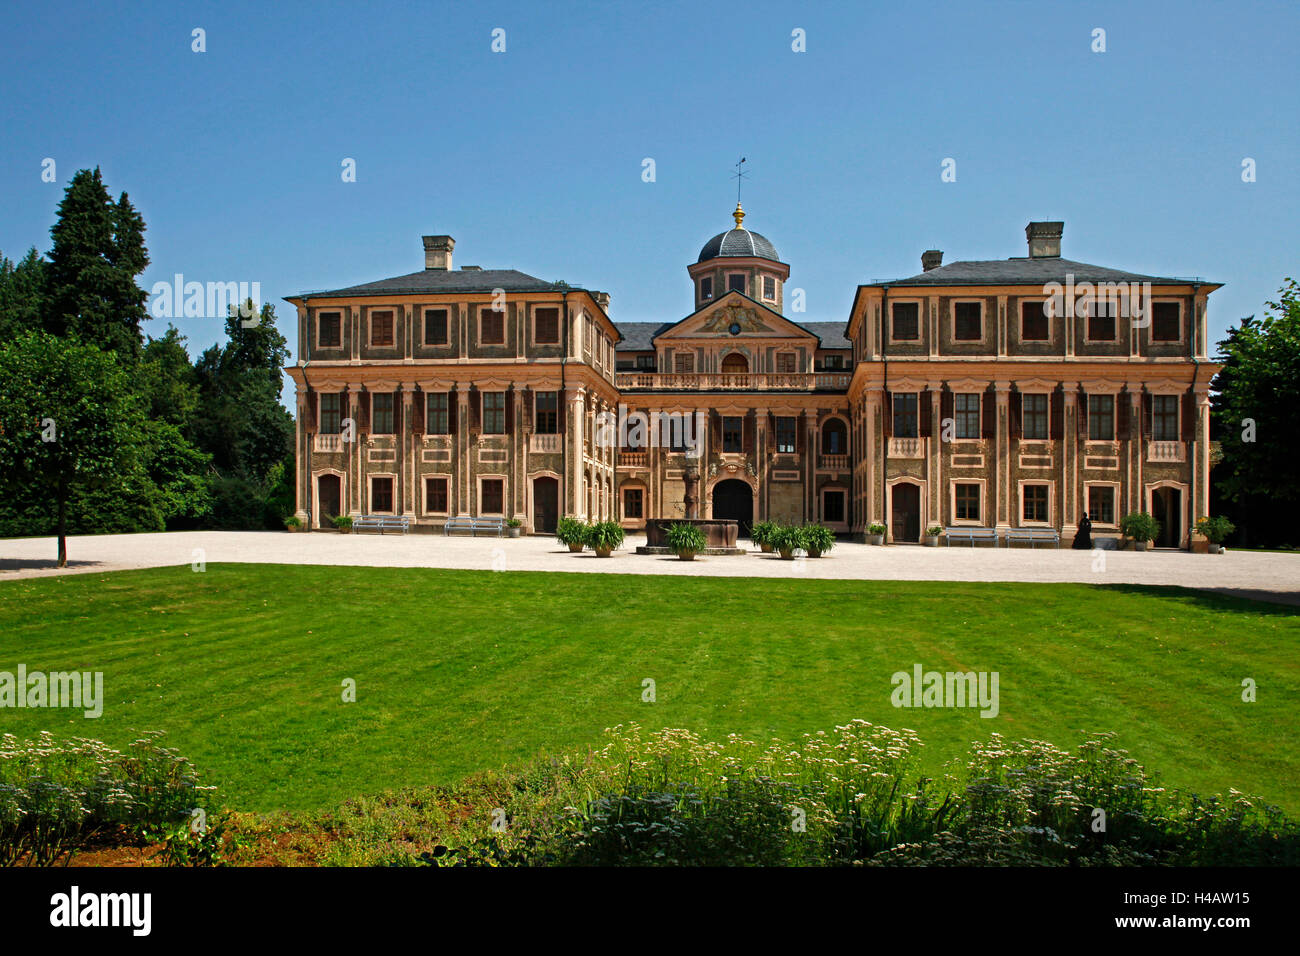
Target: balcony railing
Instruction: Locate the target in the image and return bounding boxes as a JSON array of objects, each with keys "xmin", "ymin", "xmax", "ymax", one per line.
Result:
[
  {"xmin": 615, "ymin": 371, "xmax": 851, "ymax": 391},
  {"xmin": 618, "ymin": 452, "xmax": 648, "ymax": 468},
  {"xmin": 530, "ymin": 433, "xmax": 561, "ymax": 453},
  {"xmin": 887, "ymin": 436, "xmax": 926, "ymax": 459},
  {"xmin": 314, "ymin": 433, "xmax": 343, "ymax": 453},
  {"xmin": 1148, "ymin": 440, "xmax": 1185, "ymax": 463},
  {"xmin": 818, "ymin": 454, "xmax": 850, "ymax": 471}
]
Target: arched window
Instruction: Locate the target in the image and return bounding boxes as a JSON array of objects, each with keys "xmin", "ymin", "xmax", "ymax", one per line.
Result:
[
  {"xmin": 721, "ymin": 352, "xmax": 748, "ymax": 374},
  {"xmin": 822, "ymin": 418, "xmax": 848, "ymax": 455}
]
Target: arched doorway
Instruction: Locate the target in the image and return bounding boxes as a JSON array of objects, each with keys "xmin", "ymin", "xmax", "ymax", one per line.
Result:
[
  {"xmin": 890, "ymin": 482, "xmax": 921, "ymax": 543},
  {"xmin": 317, "ymin": 474, "xmax": 341, "ymax": 529},
  {"xmin": 533, "ymin": 476, "xmax": 558, "ymax": 534},
  {"xmin": 721, "ymin": 352, "xmax": 748, "ymax": 374},
  {"xmin": 712, "ymin": 479, "xmax": 753, "ymax": 537},
  {"xmin": 1151, "ymin": 485, "xmax": 1183, "ymax": 549}
]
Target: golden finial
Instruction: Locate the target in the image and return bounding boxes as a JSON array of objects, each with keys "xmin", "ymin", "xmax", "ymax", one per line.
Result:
[{"xmin": 733, "ymin": 202, "xmax": 745, "ymax": 230}]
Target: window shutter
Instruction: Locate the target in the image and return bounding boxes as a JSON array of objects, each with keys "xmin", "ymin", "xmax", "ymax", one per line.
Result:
[
  {"xmin": 1181, "ymin": 392, "xmax": 1195, "ymax": 441},
  {"xmin": 505, "ymin": 388, "xmax": 515, "ymax": 434},
  {"xmin": 797, "ymin": 416, "xmax": 805, "ymax": 455},
  {"xmin": 393, "ymin": 395, "xmax": 402, "ymax": 434},
  {"xmin": 1078, "ymin": 392, "xmax": 1089, "ymax": 432},
  {"xmin": 1116, "ymin": 395, "xmax": 1129, "ymax": 440},
  {"xmin": 558, "ymin": 393, "xmax": 565, "ymax": 434},
  {"xmin": 470, "ymin": 388, "xmax": 481, "ymax": 432},
  {"xmin": 449, "ymin": 389, "xmax": 458, "ymax": 435},
  {"xmin": 883, "ymin": 392, "xmax": 893, "ymax": 437},
  {"xmin": 523, "ymin": 388, "xmax": 533, "ymax": 430},
  {"xmin": 308, "ymin": 391, "xmax": 318, "ymax": 431},
  {"xmin": 744, "ymin": 412, "xmax": 755, "ymax": 456},
  {"xmin": 1009, "ymin": 391, "xmax": 1022, "ymax": 439},
  {"xmin": 710, "ymin": 411, "xmax": 721, "ymax": 449},
  {"xmin": 940, "ymin": 388, "xmax": 954, "ymax": 425},
  {"xmin": 1142, "ymin": 393, "xmax": 1152, "ymax": 437},
  {"xmin": 919, "ymin": 391, "xmax": 932, "ymax": 437},
  {"xmin": 1050, "ymin": 388, "xmax": 1063, "ymax": 440},
  {"xmin": 359, "ymin": 392, "xmax": 371, "ymax": 433},
  {"xmin": 412, "ymin": 392, "xmax": 424, "ymax": 435},
  {"xmin": 981, "ymin": 390, "xmax": 995, "ymax": 439}
]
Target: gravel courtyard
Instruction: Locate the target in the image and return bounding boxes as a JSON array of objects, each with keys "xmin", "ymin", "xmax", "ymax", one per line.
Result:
[{"xmin": 2, "ymin": 530, "xmax": 1296, "ymax": 605}]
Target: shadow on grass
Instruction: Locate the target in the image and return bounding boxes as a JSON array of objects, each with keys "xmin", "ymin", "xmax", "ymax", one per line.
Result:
[{"xmin": 1089, "ymin": 582, "xmax": 1300, "ymax": 614}]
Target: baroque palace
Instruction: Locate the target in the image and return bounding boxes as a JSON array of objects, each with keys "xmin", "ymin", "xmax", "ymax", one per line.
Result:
[{"xmin": 285, "ymin": 209, "xmax": 1219, "ymax": 548}]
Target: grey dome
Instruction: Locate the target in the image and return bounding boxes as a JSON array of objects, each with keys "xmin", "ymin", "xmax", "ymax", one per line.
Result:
[{"xmin": 697, "ymin": 228, "xmax": 780, "ymax": 263}]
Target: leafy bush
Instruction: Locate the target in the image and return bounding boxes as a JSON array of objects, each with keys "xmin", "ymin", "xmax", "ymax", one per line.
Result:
[
  {"xmin": 802, "ymin": 524, "xmax": 835, "ymax": 554},
  {"xmin": 555, "ymin": 517, "xmax": 587, "ymax": 548},
  {"xmin": 867, "ymin": 523, "xmax": 887, "ymax": 536},
  {"xmin": 584, "ymin": 521, "xmax": 625, "ymax": 552},
  {"xmin": 750, "ymin": 521, "xmax": 776, "ymax": 546},
  {"xmin": 283, "ymin": 515, "xmax": 301, "ymax": 529},
  {"xmin": 506, "ymin": 518, "xmax": 523, "ymax": 529},
  {"xmin": 0, "ymin": 731, "xmax": 216, "ymax": 866},
  {"xmin": 927, "ymin": 525, "xmax": 943, "ymax": 537},
  {"xmin": 332, "ymin": 514, "xmax": 353, "ymax": 530},
  {"xmin": 1195, "ymin": 515, "xmax": 1235, "ymax": 544},
  {"xmin": 664, "ymin": 522, "xmax": 706, "ymax": 554},
  {"xmin": 1120, "ymin": 512, "xmax": 1160, "ymax": 543},
  {"xmin": 768, "ymin": 524, "xmax": 803, "ymax": 554}
]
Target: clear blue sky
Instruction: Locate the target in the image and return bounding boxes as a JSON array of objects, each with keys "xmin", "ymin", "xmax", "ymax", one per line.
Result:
[{"xmin": 2, "ymin": 0, "xmax": 1296, "ymax": 389}]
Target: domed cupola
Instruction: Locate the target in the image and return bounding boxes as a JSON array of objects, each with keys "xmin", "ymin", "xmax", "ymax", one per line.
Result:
[
  {"xmin": 697, "ymin": 203, "xmax": 780, "ymax": 263},
  {"xmin": 688, "ymin": 203, "xmax": 790, "ymax": 312}
]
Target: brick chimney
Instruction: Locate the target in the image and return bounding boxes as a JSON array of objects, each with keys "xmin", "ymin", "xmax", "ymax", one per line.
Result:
[
  {"xmin": 594, "ymin": 291, "xmax": 611, "ymax": 311},
  {"xmin": 921, "ymin": 250, "xmax": 943, "ymax": 272},
  {"xmin": 422, "ymin": 235, "xmax": 454, "ymax": 270},
  {"xmin": 1025, "ymin": 221, "xmax": 1063, "ymax": 259}
]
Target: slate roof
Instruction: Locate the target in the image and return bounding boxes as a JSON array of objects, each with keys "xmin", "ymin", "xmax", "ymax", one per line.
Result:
[
  {"xmin": 697, "ymin": 228, "xmax": 780, "ymax": 263},
  {"xmin": 879, "ymin": 257, "xmax": 1196, "ymax": 287},
  {"xmin": 295, "ymin": 268, "xmax": 565, "ymax": 298},
  {"xmin": 614, "ymin": 319, "xmax": 850, "ymax": 351}
]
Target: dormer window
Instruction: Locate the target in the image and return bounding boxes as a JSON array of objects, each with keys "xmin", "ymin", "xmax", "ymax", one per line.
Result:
[
  {"xmin": 762, "ymin": 275, "xmax": 776, "ymax": 300},
  {"xmin": 727, "ymin": 274, "xmax": 746, "ymax": 294},
  {"xmin": 700, "ymin": 276, "xmax": 713, "ymax": 299}
]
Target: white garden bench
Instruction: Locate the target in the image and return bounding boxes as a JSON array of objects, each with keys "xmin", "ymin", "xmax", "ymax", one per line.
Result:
[
  {"xmin": 1003, "ymin": 527, "xmax": 1061, "ymax": 548},
  {"xmin": 945, "ymin": 526, "xmax": 999, "ymax": 547},
  {"xmin": 353, "ymin": 514, "xmax": 410, "ymax": 534}
]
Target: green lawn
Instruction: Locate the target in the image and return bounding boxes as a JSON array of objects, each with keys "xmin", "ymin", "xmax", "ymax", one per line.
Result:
[{"xmin": 2, "ymin": 565, "xmax": 1297, "ymax": 813}]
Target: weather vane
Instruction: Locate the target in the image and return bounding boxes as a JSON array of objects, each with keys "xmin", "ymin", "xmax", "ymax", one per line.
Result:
[{"xmin": 732, "ymin": 157, "xmax": 748, "ymax": 204}]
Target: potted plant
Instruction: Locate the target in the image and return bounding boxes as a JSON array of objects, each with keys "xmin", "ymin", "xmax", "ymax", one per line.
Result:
[
  {"xmin": 664, "ymin": 522, "xmax": 707, "ymax": 561},
  {"xmin": 803, "ymin": 524, "xmax": 835, "ymax": 558},
  {"xmin": 585, "ymin": 521, "xmax": 625, "ymax": 557},
  {"xmin": 866, "ymin": 523, "xmax": 886, "ymax": 546},
  {"xmin": 750, "ymin": 520, "xmax": 777, "ymax": 553},
  {"xmin": 1120, "ymin": 512, "xmax": 1160, "ymax": 551},
  {"xmin": 506, "ymin": 518, "xmax": 523, "ymax": 538},
  {"xmin": 769, "ymin": 524, "xmax": 803, "ymax": 560},
  {"xmin": 923, "ymin": 525, "xmax": 942, "ymax": 547},
  {"xmin": 1195, "ymin": 515, "xmax": 1235, "ymax": 555},
  {"xmin": 556, "ymin": 516, "xmax": 587, "ymax": 553},
  {"xmin": 332, "ymin": 514, "xmax": 353, "ymax": 534},
  {"xmin": 284, "ymin": 515, "xmax": 302, "ymax": 533}
]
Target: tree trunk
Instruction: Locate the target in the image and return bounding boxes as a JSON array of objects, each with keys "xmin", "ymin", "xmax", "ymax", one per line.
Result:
[{"xmin": 57, "ymin": 482, "xmax": 67, "ymax": 568}]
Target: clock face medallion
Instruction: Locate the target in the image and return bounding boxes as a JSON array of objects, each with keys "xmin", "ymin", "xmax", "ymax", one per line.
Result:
[{"xmin": 728, "ymin": 322, "xmax": 741, "ymax": 336}]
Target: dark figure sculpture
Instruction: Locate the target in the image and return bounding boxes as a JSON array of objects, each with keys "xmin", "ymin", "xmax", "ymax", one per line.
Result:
[{"xmin": 1072, "ymin": 512, "xmax": 1093, "ymax": 550}]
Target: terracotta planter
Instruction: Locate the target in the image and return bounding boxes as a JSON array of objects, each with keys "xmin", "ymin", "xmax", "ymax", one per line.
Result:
[
  {"xmin": 567, "ymin": 542, "xmax": 584, "ymax": 553},
  {"xmin": 759, "ymin": 543, "xmax": 773, "ymax": 553},
  {"xmin": 779, "ymin": 548, "xmax": 794, "ymax": 560},
  {"xmin": 595, "ymin": 546, "xmax": 612, "ymax": 558},
  {"xmin": 807, "ymin": 547, "xmax": 823, "ymax": 558},
  {"xmin": 677, "ymin": 550, "xmax": 697, "ymax": 562}
]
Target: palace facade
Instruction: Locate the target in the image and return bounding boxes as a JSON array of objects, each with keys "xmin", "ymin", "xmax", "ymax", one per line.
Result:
[{"xmin": 284, "ymin": 211, "xmax": 1220, "ymax": 548}]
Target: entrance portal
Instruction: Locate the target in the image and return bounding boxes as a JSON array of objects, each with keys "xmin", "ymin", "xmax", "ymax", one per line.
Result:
[
  {"xmin": 890, "ymin": 482, "xmax": 921, "ymax": 543},
  {"xmin": 711, "ymin": 479, "xmax": 753, "ymax": 537},
  {"xmin": 533, "ymin": 476, "xmax": 559, "ymax": 534},
  {"xmin": 1151, "ymin": 486, "xmax": 1183, "ymax": 548},
  {"xmin": 317, "ymin": 474, "xmax": 341, "ymax": 529}
]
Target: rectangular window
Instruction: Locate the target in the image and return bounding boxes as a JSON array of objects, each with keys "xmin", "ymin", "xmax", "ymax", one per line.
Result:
[
  {"xmin": 482, "ymin": 391, "xmax": 506, "ymax": 434},
  {"xmin": 727, "ymin": 273, "xmax": 746, "ymax": 293},
  {"xmin": 700, "ymin": 276, "xmax": 713, "ymax": 299},
  {"xmin": 636, "ymin": 354, "xmax": 655, "ymax": 370},
  {"xmin": 954, "ymin": 393, "xmax": 980, "ymax": 440},
  {"xmin": 1088, "ymin": 485, "xmax": 1116, "ymax": 525},
  {"xmin": 318, "ymin": 312, "xmax": 342, "ymax": 348},
  {"xmin": 1088, "ymin": 394, "xmax": 1115, "ymax": 441},
  {"xmin": 371, "ymin": 476, "xmax": 393, "ymax": 513},
  {"xmin": 426, "ymin": 392, "xmax": 449, "ymax": 434},
  {"xmin": 1022, "ymin": 393, "xmax": 1048, "ymax": 440},
  {"xmin": 953, "ymin": 302, "xmax": 982, "ymax": 341},
  {"xmin": 822, "ymin": 354, "xmax": 844, "ymax": 370},
  {"xmin": 1020, "ymin": 301, "xmax": 1049, "ymax": 341},
  {"xmin": 425, "ymin": 477, "xmax": 448, "ymax": 513},
  {"xmin": 722, "ymin": 416, "xmax": 743, "ymax": 453},
  {"xmin": 1152, "ymin": 302, "xmax": 1180, "ymax": 341},
  {"xmin": 423, "ymin": 308, "xmax": 448, "ymax": 345},
  {"xmin": 319, "ymin": 393, "xmax": 341, "ymax": 434},
  {"xmin": 1087, "ymin": 299, "xmax": 1116, "ymax": 341},
  {"xmin": 1152, "ymin": 395, "xmax": 1179, "ymax": 441},
  {"xmin": 1023, "ymin": 484, "xmax": 1049, "ymax": 523},
  {"xmin": 762, "ymin": 275, "xmax": 776, "ymax": 300},
  {"xmin": 892, "ymin": 302, "xmax": 920, "ymax": 341},
  {"xmin": 892, "ymin": 392, "xmax": 918, "ymax": 438},
  {"xmin": 674, "ymin": 353, "xmax": 694, "ymax": 373},
  {"xmin": 776, "ymin": 352, "xmax": 797, "ymax": 373},
  {"xmin": 535, "ymin": 391, "xmax": 559, "ymax": 434},
  {"xmin": 372, "ymin": 392, "xmax": 395, "ymax": 434},
  {"xmin": 370, "ymin": 310, "xmax": 395, "ymax": 347},
  {"xmin": 955, "ymin": 483, "xmax": 980, "ymax": 522},
  {"xmin": 481, "ymin": 308, "xmax": 505, "ymax": 345},
  {"xmin": 775, "ymin": 417, "xmax": 796, "ymax": 454},
  {"xmin": 624, "ymin": 487, "xmax": 643, "ymax": 519},
  {"xmin": 534, "ymin": 307, "xmax": 560, "ymax": 345},
  {"xmin": 480, "ymin": 478, "xmax": 504, "ymax": 515}
]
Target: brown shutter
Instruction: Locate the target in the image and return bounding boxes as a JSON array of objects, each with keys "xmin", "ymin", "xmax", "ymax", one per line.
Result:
[
  {"xmin": 883, "ymin": 392, "xmax": 893, "ymax": 437},
  {"xmin": 470, "ymin": 388, "xmax": 481, "ymax": 432},
  {"xmin": 449, "ymin": 389, "xmax": 458, "ymax": 435},
  {"xmin": 394, "ymin": 394, "xmax": 402, "ymax": 434},
  {"xmin": 1050, "ymin": 388, "xmax": 1063, "ymax": 440},
  {"xmin": 796, "ymin": 415, "xmax": 806, "ymax": 455},
  {"xmin": 919, "ymin": 391, "xmax": 932, "ymax": 437},
  {"xmin": 744, "ymin": 412, "xmax": 755, "ymax": 455},
  {"xmin": 557, "ymin": 392, "xmax": 565, "ymax": 434},
  {"xmin": 981, "ymin": 389, "xmax": 995, "ymax": 439},
  {"xmin": 505, "ymin": 387, "xmax": 515, "ymax": 434},
  {"xmin": 1116, "ymin": 395, "xmax": 1129, "ymax": 440},
  {"xmin": 1142, "ymin": 393, "xmax": 1153, "ymax": 436},
  {"xmin": 522, "ymin": 388, "xmax": 533, "ymax": 430},
  {"xmin": 940, "ymin": 388, "xmax": 954, "ymax": 426},
  {"xmin": 307, "ymin": 391, "xmax": 318, "ymax": 431},
  {"xmin": 1009, "ymin": 391, "xmax": 1022, "ymax": 439},
  {"xmin": 710, "ymin": 411, "xmax": 721, "ymax": 450},
  {"xmin": 1182, "ymin": 392, "xmax": 1195, "ymax": 441},
  {"xmin": 412, "ymin": 391, "xmax": 424, "ymax": 435},
  {"xmin": 359, "ymin": 392, "xmax": 371, "ymax": 433},
  {"xmin": 1078, "ymin": 392, "xmax": 1089, "ymax": 432}
]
